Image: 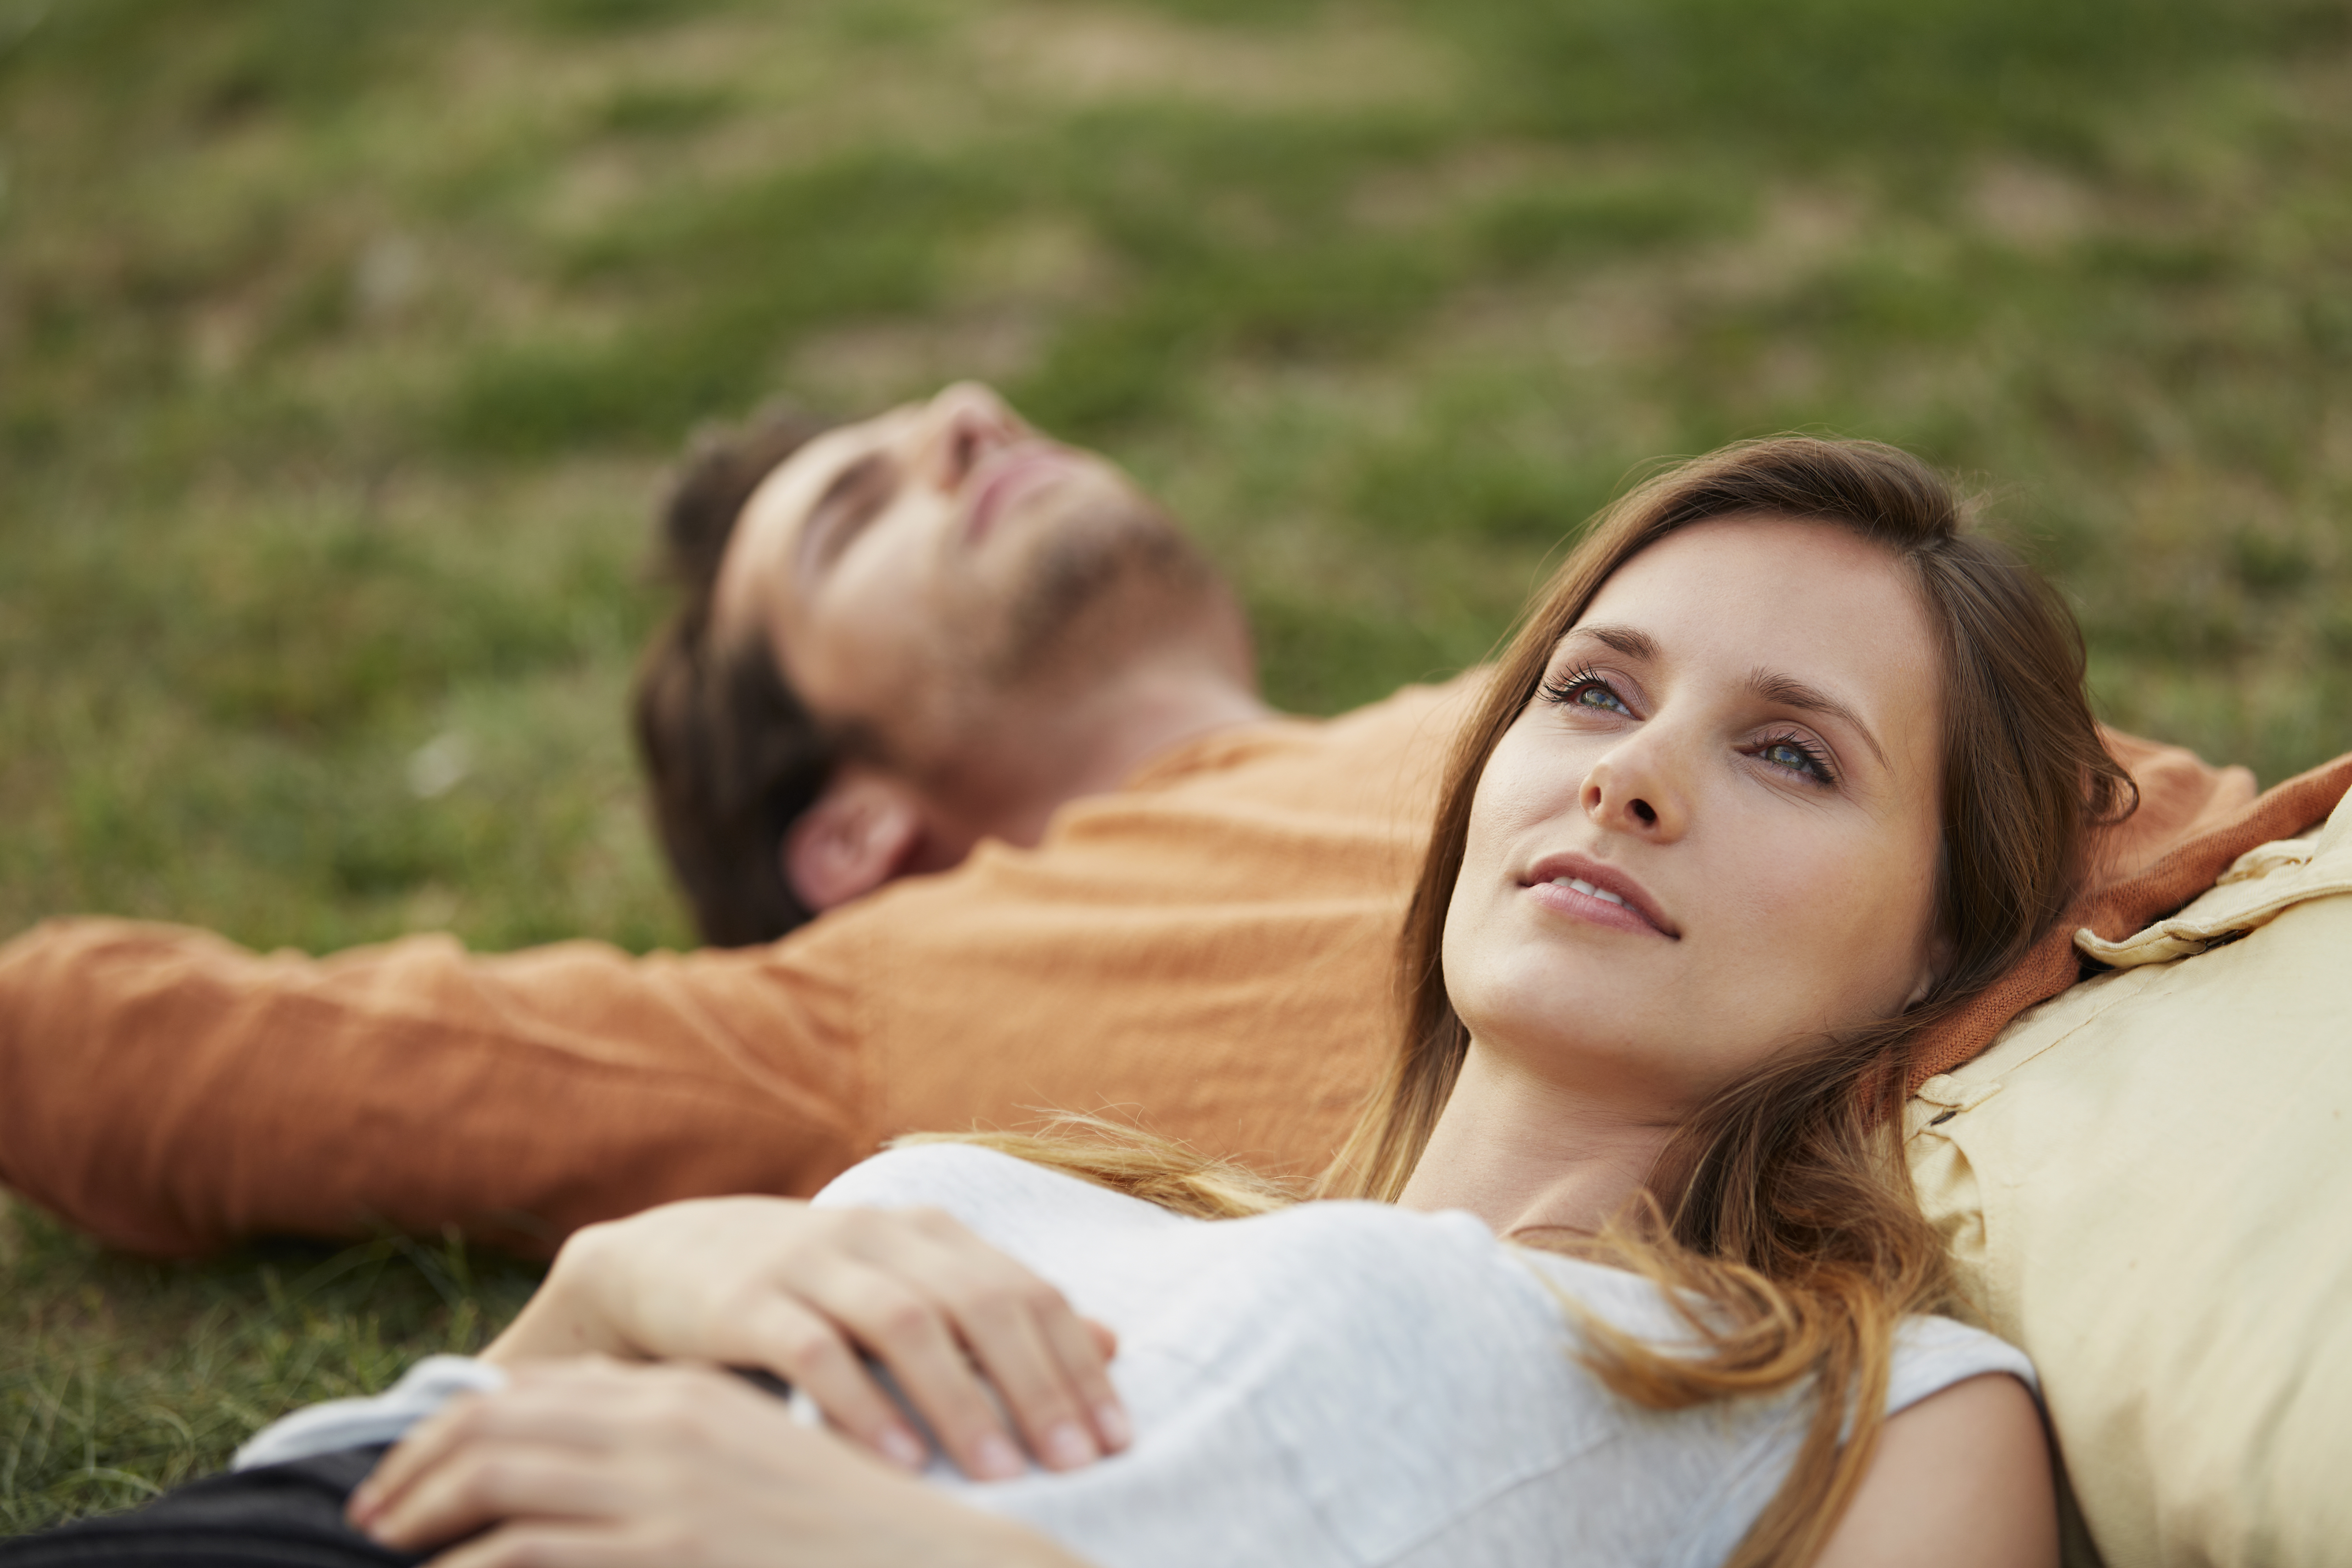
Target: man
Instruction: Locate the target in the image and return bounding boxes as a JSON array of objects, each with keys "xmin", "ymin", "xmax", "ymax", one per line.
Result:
[
  {"xmin": 0, "ymin": 383, "xmax": 1487, "ymax": 1256},
  {"xmin": 633, "ymin": 382, "xmax": 1276, "ymax": 944}
]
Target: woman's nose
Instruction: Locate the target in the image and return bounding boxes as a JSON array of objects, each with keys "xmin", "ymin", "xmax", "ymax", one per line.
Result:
[
  {"xmin": 920, "ymin": 382, "xmax": 1028, "ymax": 491},
  {"xmin": 1581, "ymin": 736, "xmax": 1691, "ymax": 843}
]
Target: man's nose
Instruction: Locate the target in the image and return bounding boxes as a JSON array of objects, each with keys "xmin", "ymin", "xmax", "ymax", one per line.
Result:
[{"xmin": 920, "ymin": 383, "xmax": 1028, "ymax": 491}]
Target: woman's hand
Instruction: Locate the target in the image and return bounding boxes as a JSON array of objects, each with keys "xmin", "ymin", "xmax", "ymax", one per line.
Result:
[
  {"xmin": 481, "ymin": 1197, "xmax": 1128, "ymax": 1479},
  {"xmin": 348, "ymin": 1357, "xmax": 1096, "ymax": 1568}
]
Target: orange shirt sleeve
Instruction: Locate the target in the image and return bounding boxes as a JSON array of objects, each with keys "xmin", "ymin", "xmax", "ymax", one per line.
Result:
[
  {"xmin": 0, "ymin": 676, "xmax": 1483, "ymax": 1256},
  {"xmin": 0, "ymin": 915, "xmax": 874, "ymax": 1256}
]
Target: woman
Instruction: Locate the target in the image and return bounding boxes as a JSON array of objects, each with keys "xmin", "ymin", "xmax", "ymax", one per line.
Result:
[{"xmin": 9, "ymin": 437, "xmax": 2121, "ymax": 1567}]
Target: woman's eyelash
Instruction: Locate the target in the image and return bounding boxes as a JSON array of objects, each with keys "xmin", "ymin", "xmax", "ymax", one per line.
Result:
[
  {"xmin": 1537, "ymin": 664, "xmax": 1626, "ymax": 712},
  {"xmin": 1755, "ymin": 732, "xmax": 1838, "ymax": 786}
]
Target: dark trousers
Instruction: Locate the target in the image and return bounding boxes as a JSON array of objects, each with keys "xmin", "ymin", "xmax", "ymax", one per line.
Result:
[{"xmin": 0, "ymin": 1448, "xmax": 421, "ymax": 1567}]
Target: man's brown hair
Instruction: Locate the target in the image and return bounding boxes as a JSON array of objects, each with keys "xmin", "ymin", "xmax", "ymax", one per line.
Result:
[{"xmin": 631, "ymin": 407, "xmax": 838, "ymax": 947}]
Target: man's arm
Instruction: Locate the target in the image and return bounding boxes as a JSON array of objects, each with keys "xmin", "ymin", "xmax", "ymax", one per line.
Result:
[{"xmin": 0, "ymin": 915, "xmax": 873, "ymax": 1256}]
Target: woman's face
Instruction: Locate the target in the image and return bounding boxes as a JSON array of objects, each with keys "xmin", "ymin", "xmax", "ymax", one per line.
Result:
[{"xmin": 1442, "ymin": 516, "xmax": 1949, "ymax": 1121}]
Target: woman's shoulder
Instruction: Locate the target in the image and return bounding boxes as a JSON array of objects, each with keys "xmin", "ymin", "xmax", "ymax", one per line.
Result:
[{"xmin": 1887, "ymin": 1312, "xmax": 2037, "ymax": 1413}]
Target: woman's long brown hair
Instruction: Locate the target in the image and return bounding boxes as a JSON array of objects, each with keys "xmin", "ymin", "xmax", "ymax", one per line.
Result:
[
  {"xmin": 1323, "ymin": 435, "xmax": 2134, "ymax": 1566},
  {"xmin": 933, "ymin": 435, "xmax": 2134, "ymax": 1567}
]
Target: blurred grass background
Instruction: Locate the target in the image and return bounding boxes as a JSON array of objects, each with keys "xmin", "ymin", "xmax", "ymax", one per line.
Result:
[{"xmin": 3, "ymin": 0, "xmax": 2348, "ymax": 1532}]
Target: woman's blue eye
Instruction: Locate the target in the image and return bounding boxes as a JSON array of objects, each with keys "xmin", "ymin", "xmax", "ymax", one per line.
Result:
[
  {"xmin": 1574, "ymin": 683, "xmax": 1628, "ymax": 713},
  {"xmin": 1540, "ymin": 666, "xmax": 1631, "ymax": 715},
  {"xmin": 1759, "ymin": 737, "xmax": 1835, "ymax": 784}
]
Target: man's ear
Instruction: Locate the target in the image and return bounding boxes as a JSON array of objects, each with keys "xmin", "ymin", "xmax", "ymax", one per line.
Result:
[{"xmin": 782, "ymin": 767, "xmax": 926, "ymax": 913}]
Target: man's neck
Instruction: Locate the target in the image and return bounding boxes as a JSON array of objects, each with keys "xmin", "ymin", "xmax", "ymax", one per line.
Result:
[
  {"xmin": 1056, "ymin": 661, "xmax": 1277, "ymax": 795},
  {"xmin": 939, "ymin": 662, "xmax": 1275, "ymax": 852},
  {"xmin": 1396, "ymin": 1044, "xmax": 1677, "ymax": 1241}
]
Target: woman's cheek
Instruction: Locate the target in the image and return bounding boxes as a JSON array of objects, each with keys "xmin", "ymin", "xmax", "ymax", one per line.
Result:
[
  {"xmin": 1769, "ymin": 839, "xmax": 1935, "ymax": 1023},
  {"xmin": 1436, "ymin": 882, "xmax": 1510, "ymax": 1037}
]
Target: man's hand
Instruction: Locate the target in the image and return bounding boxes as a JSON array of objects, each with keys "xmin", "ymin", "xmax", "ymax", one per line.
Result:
[
  {"xmin": 348, "ymin": 1358, "xmax": 1096, "ymax": 1568},
  {"xmin": 481, "ymin": 1197, "xmax": 1127, "ymax": 1479}
]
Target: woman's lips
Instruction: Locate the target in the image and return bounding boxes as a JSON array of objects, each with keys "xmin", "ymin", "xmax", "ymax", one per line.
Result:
[{"xmin": 1521, "ymin": 854, "xmax": 1679, "ymax": 938}]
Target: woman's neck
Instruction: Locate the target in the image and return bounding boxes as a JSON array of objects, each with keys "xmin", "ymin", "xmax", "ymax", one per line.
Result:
[{"xmin": 1395, "ymin": 1043, "xmax": 1676, "ymax": 1240}]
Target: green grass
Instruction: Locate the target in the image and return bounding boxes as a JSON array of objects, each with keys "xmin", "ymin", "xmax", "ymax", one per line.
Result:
[
  {"xmin": 3, "ymin": 0, "xmax": 2349, "ymax": 1531},
  {"xmin": 1, "ymin": 1197, "xmax": 541, "ymax": 1536}
]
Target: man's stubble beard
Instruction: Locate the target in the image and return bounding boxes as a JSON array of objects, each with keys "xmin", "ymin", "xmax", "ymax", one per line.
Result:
[
  {"xmin": 989, "ymin": 491, "xmax": 1228, "ymax": 689},
  {"xmin": 885, "ymin": 490, "xmax": 1240, "ymax": 807}
]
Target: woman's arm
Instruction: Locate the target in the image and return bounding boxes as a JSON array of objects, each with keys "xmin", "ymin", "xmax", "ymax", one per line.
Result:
[
  {"xmin": 1817, "ymin": 1373, "xmax": 2058, "ymax": 1568},
  {"xmin": 483, "ymin": 1196, "xmax": 1128, "ymax": 1480},
  {"xmin": 350, "ymin": 1357, "xmax": 1096, "ymax": 1568}
]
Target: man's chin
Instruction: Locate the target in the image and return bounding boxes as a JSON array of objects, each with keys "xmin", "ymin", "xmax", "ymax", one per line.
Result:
[{"xmin": 990, "ymin": 495, "xmax": 1223, "ymax": 684}]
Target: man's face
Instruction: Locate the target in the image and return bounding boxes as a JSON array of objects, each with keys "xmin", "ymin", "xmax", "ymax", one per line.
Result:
[{"xmin": 713, "ymin": 382, "xmax": 1222, "ymax": 788}]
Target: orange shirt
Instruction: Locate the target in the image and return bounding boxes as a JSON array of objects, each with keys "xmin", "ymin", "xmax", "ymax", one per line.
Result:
[{"xmin": 0, "ymin": 677, "xmax": 1477, "ymax": 1256}]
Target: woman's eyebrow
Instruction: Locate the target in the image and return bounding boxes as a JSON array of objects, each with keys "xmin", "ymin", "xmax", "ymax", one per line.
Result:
[
  {"xmin": 1746, "ymin": 668, "xmax": 1888, "ymax": 768},
  {"xmin": 1566, "ymin": 624, "xmax": 1658, "ymax": 661}
]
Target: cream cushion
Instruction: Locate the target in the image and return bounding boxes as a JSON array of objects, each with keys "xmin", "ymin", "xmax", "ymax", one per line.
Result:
[{"xmin": 1905, "ymin": 784, "xmax": 2352, "ymax": 1568}]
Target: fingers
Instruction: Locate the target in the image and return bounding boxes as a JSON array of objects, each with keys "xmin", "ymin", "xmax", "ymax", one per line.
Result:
[
  {"xmin": 354, "ymin": 1389, "xmax": 628, "ymax": 1551},
  {"xmin": 735, "ymin": 1293, "xmax": 930, "ymax": 1472},
  {"xmin": 755, "ymin": 1255, "xmax": 1030, "ymax": 1480},
  {"xmin": 947, "ymin": 1261, "xmax": 1130, "ymax": 1465},
  {"xmin": 352, "ymin": 1362, "xmax": 811, "ymax": 1562},
  {"xmin": 352, "ymin": 1361, "xmax": 1089, "ymax": 1568},
  {"xmin": 481, "ymin": 1196, "xmax": 1133, "ymax": 1483},
  {"xmin": 351, "ymin": 1391, "xmax": 499, "ymax": 1531},
  {"xmin": 774, "ymin": 1212, "xmax": 1129, "ymax": 1479},
  {"xmin": 369, "ymin": 1443, "xmax": 617, "ymax": 1553},
  {"xmin": 904, "ymin": 1217, "xmax": 1129, "ymax": 1463},
  {"xmin": 1029, "ymin": 1306, "xmax": 1129, "ymax": 1456}
]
